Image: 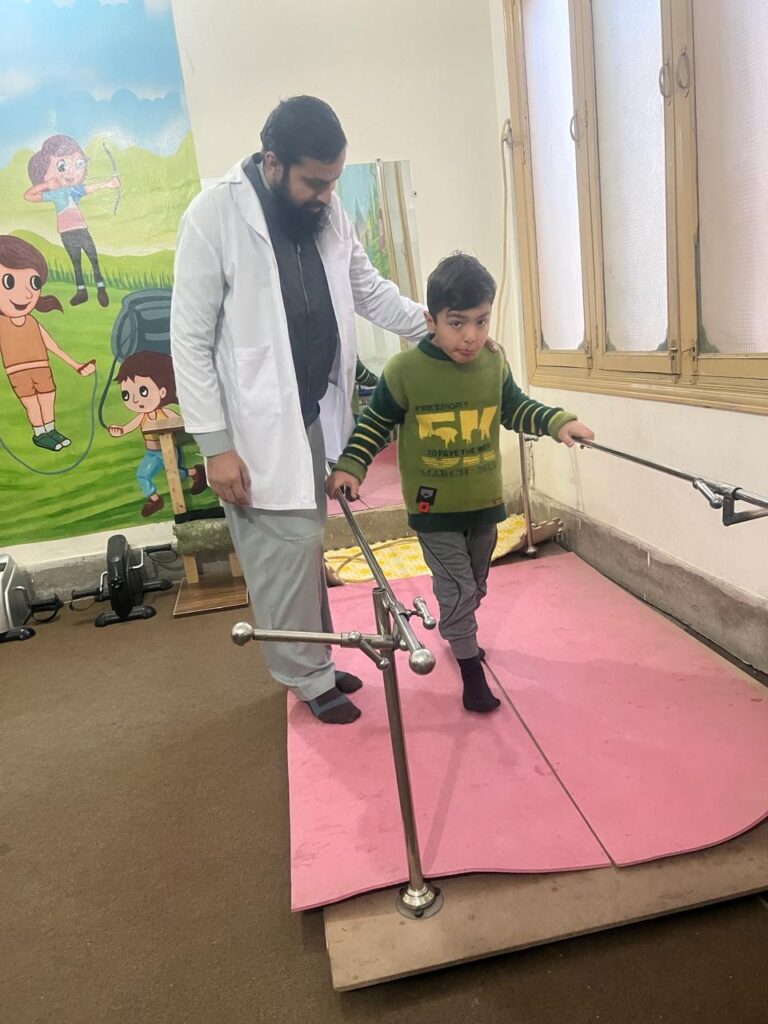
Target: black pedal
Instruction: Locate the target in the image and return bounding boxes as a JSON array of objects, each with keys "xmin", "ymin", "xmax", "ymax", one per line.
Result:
[
  {"xmin": 95, "ymin": 605, "xmax": 158, "ymax": 628},
  {"xmin": 0, "ymin": 626, "xmax": 36, "ymax": 643}
]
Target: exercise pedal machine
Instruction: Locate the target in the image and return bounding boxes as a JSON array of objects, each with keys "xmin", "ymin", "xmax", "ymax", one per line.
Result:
[
  {"xmin": 0, "ymin": 553, "xmax": 64, "ymax": 643},
  {"xmin": 70, "ymin": 534, "xmax": 174, "ymax": 627}
]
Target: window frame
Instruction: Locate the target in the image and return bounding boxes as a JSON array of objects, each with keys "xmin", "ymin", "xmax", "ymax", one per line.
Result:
[
  {"xmin": 506, "ymin": 0, "xmax": 592, "ymax": 373},
  {"xmin": 504, "ymin": 0, "xmax": 768, "ymax": 415}
]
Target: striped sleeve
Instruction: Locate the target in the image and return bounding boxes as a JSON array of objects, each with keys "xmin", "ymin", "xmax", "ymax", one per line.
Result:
[
  {"xmin": 334, "ymin": 372, "xmax": 406, "ymax": 481},
  {"xmin": 354, "ymin": 359, "xmax": 379, "ymax": 388},
  {"xmin": 500, "ymin": 364, "xmax": 577, "ymax": 440}
]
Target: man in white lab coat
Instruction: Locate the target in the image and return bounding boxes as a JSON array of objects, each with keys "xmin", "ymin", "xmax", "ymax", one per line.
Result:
[{"xmin": 171, "ymin": 96, "xmax": 426, "ymax": 724}]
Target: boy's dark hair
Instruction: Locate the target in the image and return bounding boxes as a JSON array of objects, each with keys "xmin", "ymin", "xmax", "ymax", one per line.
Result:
[
  {"xmin": 117, "ymin": 351, "xmax": 177, "ymax": 406},
  {"xmin": 259, "ymin": 96, "xmax": 347, "ymax": 169},
  {"xmin": 426, "ymin": 253, "xmax": 497, "ymax": 318}
]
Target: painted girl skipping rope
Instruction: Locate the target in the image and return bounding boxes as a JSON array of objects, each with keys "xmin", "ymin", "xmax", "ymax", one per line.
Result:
[
  {"xmin": 0, "ymin": 235, "xmax": 95, "ymax": 452},
  {"xmin": 24, "ymin": 135, "xmax": 120, "ymax": 308}
]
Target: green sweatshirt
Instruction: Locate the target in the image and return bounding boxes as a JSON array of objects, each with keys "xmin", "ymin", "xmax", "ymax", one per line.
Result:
[{"xmin": 335, "ymin": 337, "xmax": 577, "ymax": 531}]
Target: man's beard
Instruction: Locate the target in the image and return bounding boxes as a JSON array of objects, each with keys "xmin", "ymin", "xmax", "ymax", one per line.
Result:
[{"xmin": 272, "ymin": 173, "xmax": 330, "ymax": 242}]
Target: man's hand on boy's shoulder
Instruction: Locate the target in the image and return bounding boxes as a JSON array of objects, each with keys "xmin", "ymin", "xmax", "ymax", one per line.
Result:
[
  {"xmin": 326, "ymin": 470, "xmax": 362, "ymax": 501},
  {"xmin": 557, "ymin": 420, "xmax": 595, "ymax": 447}
]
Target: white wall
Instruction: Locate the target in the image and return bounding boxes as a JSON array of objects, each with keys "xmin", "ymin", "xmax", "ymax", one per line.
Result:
[
  {"xmin": 528, "ymin": 389, "xmax": 768, "ymax": 601},
  {"xmin": 172, "ymin": 0, "xmax": 508, "ymax": 290},
  {"xmin": 11, "ymin": 0, "xmax": 515, "ymax": 569}
]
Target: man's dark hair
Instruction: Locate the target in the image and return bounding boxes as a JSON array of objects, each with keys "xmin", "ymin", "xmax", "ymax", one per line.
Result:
[
  {"xmin": 426, "ymin": 253, "xmax": 497, "ymax": 318},
  {"xmin": 260, "ymin": 96, "xmax": 347, "ymax": 168}
]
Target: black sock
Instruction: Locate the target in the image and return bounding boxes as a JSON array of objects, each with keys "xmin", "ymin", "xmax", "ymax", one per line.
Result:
[
  {"xmin": 457, "ymin": 656, "xmax": 500, "ymax": 713},
  {"xmin": 335, "ymin": 670, "xmax": 363, "ymax": 694},
  {"xmin": 307, "ymin": 686, "xmax": 361, "ymax": 725}
]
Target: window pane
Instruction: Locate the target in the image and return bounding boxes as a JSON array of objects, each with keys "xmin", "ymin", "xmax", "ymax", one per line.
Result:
[
  {"xmin": 523, "ymin": 0, "xmax": 585, "ymax": 351},
  {"xmin": 694, "ymin": 1, "xmax": 768, "ymax": 355},
  {"xmin": 354, "ymin": 319, "xmax": 401, "ymax": 377},
  {"xmin": 379, "ymin": 160, "xmax": 421, "ymax": 303},
  {"xmin": 592, "ymin": 0, "xmax": 668, "ymax": 352}
]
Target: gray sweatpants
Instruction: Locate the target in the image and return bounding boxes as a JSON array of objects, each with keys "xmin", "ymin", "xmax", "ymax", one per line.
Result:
[
  {"xmin": 223, "ymin": 420, "xmax": 336, "ymax": 702},
  {"xmin": 417, "ymin": 525, "xmax": 498, "ymax": 660}
]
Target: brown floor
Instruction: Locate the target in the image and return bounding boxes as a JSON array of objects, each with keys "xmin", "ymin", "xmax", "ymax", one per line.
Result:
[{"xmin": 2, "ymin": 587, "xmax": 767, "ymax": 1024}]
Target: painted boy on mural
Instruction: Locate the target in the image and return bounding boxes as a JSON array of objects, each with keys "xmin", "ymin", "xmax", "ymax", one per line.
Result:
[
  {"xmin": 107, "ymin": 351, "xmax": 208, "ymax": 517},
  {"xmin": 24, "ymin": 134, "xmax": 120, "ymax": 308},
  {"xmin": 0, "ymin": 235, "xmax": 95, "ymax": 451}
]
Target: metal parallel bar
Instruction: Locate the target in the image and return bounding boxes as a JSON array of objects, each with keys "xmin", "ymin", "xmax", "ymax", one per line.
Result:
[
  {"xmin": 334, "ymin": 485, "xmax": 393, "ymax": 593},
  {"xmin": 234, "ymin": 474, "xmax": 442, "ymax": 918},
  {"xmin": 517, "ymin": 433, "xmax": 538, "ymax": 556},
  {"xmin": 330, "ymin": 475, "xmax": 432, "ymax": 661},
  {"xmin": 373, "ymin": 588, "xmax": 441, "ymax": 916},
  {"xmin": 732, "ymin": 489, "xmax": 768, "ymax": 512},
  {"xmin": 576, "ymin": 438, "xmax": 701, "ymax": 485},
  {"xmin": 331, "ymin": 493, "xmax": 437, "ymax": 909},
  {"xmin": 390, "ymin": 603, "xmax": 427, "ymax": 659},
  {"xmin": 231, "ymin": 626, "xmax": 392, "ymax": 649},
  {"xmin": 724, "ymin": 508, "xmax": 768, "ymax": 526},
  {"xmin": 575, "ymin": 438, "xmax": 768, "ymax": 512}
]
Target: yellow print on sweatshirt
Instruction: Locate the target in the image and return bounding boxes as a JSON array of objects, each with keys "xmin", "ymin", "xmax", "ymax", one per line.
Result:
[{"xmin": 416, "ymin": 406, "xmax": 499, "ymax": 468}]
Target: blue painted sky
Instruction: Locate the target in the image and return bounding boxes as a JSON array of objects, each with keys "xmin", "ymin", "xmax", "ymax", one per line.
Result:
[
  {"xmin": 0, "ymin": 0, "xmax": 190, "ymax": 167},
  {"xmin": 337, "ymin": 163, "xmax": 379, "ymax": 226}
]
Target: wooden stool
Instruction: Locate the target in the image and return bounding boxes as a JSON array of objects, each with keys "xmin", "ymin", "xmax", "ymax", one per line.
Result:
[{"xmin": 145, "ymin": 415, "xmax": 249, "ymax": 617}]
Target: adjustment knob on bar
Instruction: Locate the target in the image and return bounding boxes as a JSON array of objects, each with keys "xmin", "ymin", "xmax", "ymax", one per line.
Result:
[
  {"xmin": 409, "ymin": 647, "xmax": 436, "ymax": 675},
  {"xmin": 231, "ymin": 622, "xmax": 255, "ymax": 646},
  {"xmin": 412, "ymin": 596, "xmax": 437, "ymax": 630},
  {"xmin": 693, "ymin": 479, "xmax": 724, "ymax": 509}
]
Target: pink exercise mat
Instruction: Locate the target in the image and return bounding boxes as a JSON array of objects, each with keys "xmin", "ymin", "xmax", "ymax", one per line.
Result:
[
  {"xmin": 287, "ymin": 555, "xmax": 768, "ymax": 909},
  {"xmin": 480, "ymin": 554, "xmax": 768, "ymax": 866},
  {"xmin": 288, "ymin": 575, "xmax": 610, "ymax": 912}
]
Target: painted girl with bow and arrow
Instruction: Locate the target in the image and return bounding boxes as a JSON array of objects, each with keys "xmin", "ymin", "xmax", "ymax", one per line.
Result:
[{"xmin": 23, "ymin": 135, "xmax": 121, "ymax": 309}]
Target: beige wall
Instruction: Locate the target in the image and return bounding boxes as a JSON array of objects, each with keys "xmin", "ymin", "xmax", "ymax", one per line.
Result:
[
  {"xmin": 172, "ymin": 0, "xmax": 508, "ymax": 294},
  {"xmin": 525, "ymin": 388, "xmax": 768, "ymax": 601},
  {"xmin": 12, "ymin": 0, "xmax": 514, "ymax": 567}
]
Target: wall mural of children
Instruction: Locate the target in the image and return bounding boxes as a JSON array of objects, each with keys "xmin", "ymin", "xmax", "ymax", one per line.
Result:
[
  {"xmin": 106, "ymin": 351, "xmax": 207, "ymax": 518},
  {"xmin": 24, "ymin": 135, "xmax": 120, "ymax": 308},
  {"xmin": 0, "ymin": 235, "xmax": 96, "ymax": 452}
]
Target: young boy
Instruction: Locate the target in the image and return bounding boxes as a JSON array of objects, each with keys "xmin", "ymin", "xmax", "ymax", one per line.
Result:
[{"xmin": 326, "ymin": 253, "xmax": 594, "ymax": 713}]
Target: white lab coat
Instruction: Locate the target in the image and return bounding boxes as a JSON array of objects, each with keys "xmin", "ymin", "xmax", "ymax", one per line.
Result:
[{"xmin": 170, "ymin": 159, "xmax": 426, "ymax": 510}]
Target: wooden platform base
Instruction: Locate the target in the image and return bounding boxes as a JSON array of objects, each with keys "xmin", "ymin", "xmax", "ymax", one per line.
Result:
[
  {"xmin": 323, "ymin": 819, "xmax": 768, "ymax": 990},
  {"xmin": 173, "ymin": 576, "xmax": 249, "ymax": 617},
  {"xmin": 526, "ymin": 518, "xmax": 561, "ymax": 546}
]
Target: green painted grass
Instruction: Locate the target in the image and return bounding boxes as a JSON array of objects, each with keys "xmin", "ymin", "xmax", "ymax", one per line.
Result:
[
  {"xmin": 10, "ymin": 230, "xmax": 175, "ymax": 291},
  {"xmin": 0, "ymin": 280, "xmax": 216, "ymax": 547}
]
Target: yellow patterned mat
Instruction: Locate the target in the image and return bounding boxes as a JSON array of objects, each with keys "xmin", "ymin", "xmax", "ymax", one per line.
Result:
[{"xmin": 325, "ymin": 514, "xmax": 528, "ymax": 583}]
